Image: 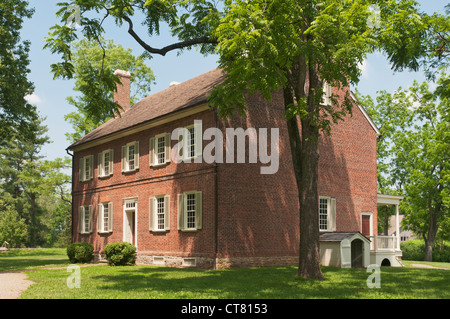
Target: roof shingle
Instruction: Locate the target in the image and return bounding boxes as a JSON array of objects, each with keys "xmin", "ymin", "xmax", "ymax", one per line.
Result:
[{"xmin": 68, "ymin": 68, "xmax": 225, "ymax": 149}]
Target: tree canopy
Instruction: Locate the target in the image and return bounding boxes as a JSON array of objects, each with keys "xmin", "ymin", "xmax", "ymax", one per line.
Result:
[
  {"xmin": 64, "ymin": 38, "xmax": 155, "ymax": 143},
  {"xmin": 359, "ymin": 71, "xmax": 449, "ymax": 261},
  {"xmin": 0, "ymin": 0, "xmax": 35, "ymax": 140}
]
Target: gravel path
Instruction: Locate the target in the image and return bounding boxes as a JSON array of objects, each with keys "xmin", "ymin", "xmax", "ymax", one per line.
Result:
[{"xmin": 0, "ymin": 272, "xmax": 34, "ymax": 299}]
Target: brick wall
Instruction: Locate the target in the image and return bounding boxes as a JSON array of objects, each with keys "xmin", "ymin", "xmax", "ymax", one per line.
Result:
[
  {"xmin": 71, "ymin": 84, "xmax": 378, "ymax": 268},
  {"xmin": 72, "ymin": 110, "xmax": 217, "ymax": 261}
]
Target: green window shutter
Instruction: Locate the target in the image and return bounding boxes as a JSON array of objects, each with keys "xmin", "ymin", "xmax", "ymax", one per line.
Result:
[
  {"xmin": 79, "ymin": 158, "xmax": 84, "ymax": 182},
  {"xmin": 194, "ymin": 121, "xmax": 203, "ymax": 158},
  {"xmin": 78, "ymin": 206, "xmax": 84, "ymax": 234},
  {"xmin": 330, "ymin": 198, "xmax": 336, "ymax": 231},
  {"xmin": 177, "ymin": 194, "xmax": 184, "ymax": 230},
  {"xmin": 149, "ymin": 137, "xmax": 155, "ymax": 167},
  {"xmin": 134, "ymin": 141, "xmax": 140, "ymax": 169},
  {"xmin": 149, "ymin": 197, "xmax": 155, "ymax": 231},
  {"xmin": 121, "ymin": 145, "xmax": 126, "ymax": 172},
  {"xmin": 109, "ymin": 149, "xmax": 114, "ymax": 175},
  {"xmin": 98, "ymin": 153, "xmax": 103, "ymax": 177},
  {"xmin": 88, "ymin": 155, "xmax": 94, "ymax": 180},
  {"xmin": 97, "ymin": 204, "xmax": 102, "ymax": 232},
  {"xmin": 88, "ymin": 205, "xmax": 93, "ymax": 233},
  {"xmin": 108, "ymin": 202, "xmax": 113, "ymax": 232},
  {"xmin": 164, "ymin": 133, "xmax": 171, "ymax": 163},
  {"xmin": 196, "ymin": 191, "xmax": 202, "ymax": 230},
  {"xmin": 164, "ymin": 195, "xmax": 170, "ymax": 230}
]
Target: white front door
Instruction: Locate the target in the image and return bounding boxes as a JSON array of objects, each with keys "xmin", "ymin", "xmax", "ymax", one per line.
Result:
[{"xmin": 123, "ymin": 199, "xmax": 137, "ymax": 247}]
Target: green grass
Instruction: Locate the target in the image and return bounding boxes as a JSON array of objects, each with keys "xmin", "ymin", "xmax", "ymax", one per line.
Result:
[
  {"xmin": 2, "ymin": 249, "xmax": 448, "ymax": 299},
  {"xmin": 0, "ymin": 248, "xmax": 71, "ymax": 272},
  {"xmin": 402, "ymin": 260, "xmax": 450, "ymax": 269},
  {"xmin": 20, "ymin": 264, "xmax": 450, "ymax": 299}
]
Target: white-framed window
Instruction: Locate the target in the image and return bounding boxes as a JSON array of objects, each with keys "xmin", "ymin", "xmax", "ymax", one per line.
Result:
[
  {"xmin": 178, "ymin": 191, "xmax": 202, "ymax": 231},
  {"xmin": 319, "ymin": 196, "xmax": 336, "ymax": 232},
  {"xmin": 121, "ymin": 141, "xmax": 139, "ymax": 172},
  {"xmin": 79, "ymin": 155, "xmax": 94, "ymax": 182},
  {"xmin": 149, "ymin": 195, "xmax": 170, "ymax": 231},
  {"xmin": 98, "ymin": 149, "xmax": 114, "ymax": 177},
  {"xmin": 149, "ymin": 133, "xmax": 171, "ymax": 167},
  {"xmin": 322, "ymin": 81, "xmax": 332, "ymax": 106},
  {"xmin": 176, "ymin": 121, "xmax": 202, "ymax": 161},
  {"xmin": 78, "ymin": 205, "xmax": 93, "ymax": 234},
  {"xmin": 97, "ymin": 202, "xmax": 113, "ymax": 233}
]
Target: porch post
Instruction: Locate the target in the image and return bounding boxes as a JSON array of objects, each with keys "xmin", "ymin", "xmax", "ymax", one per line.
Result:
[{"xmin": 395, "ymin": 204, "xmax": 400, "ymax": 251}]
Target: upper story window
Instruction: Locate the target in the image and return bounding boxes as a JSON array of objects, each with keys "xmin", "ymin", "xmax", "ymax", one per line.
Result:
[
  {"xmin": 149, "ymin": 133, "xmax": 171, "ymax": 167},
  {"xmin": 319, "ymin": 196, "xmax": 336, "ymax": 232},
  {"xmin": 78, "ymin": 205, "xmax": 93, "ymax": 234},
  {"xmin": 322, "ymin": 82, "xmax": 332, "ymax": 106},
  {"xmin": 178, "ymin": 121, "xmax": 202, "ymax": 161},
  {"xmin": 79, "ymin": 155, "xmax": 94, "ymax": 182},
  {"xmin": 98, "ymin": 149, "xmax": 114, "ymax": 178},
  {"xmin": 121, "ymin": 141, "xmax": 140, "ymax": 172}
]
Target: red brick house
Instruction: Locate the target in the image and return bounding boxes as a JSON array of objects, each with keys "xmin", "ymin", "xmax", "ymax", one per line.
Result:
[{"xmin": 67, "ymin": 68, "xmax": 402, "ymax": 269}]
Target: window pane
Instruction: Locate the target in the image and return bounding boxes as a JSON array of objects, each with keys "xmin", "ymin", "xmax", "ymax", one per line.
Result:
[
  {"xmin": 84, "ymin": 157, "xmax": 90, "ymax": 180},
  {"xmin": 128, "ymin": 145, "xmax": 135, "ymax": 170},
  {"xmin": 157, "ymin": 136, "xmax": 165, "ymax": 164},
  {"xmin": 319, "ymin": 198, "xmax": 328, "ymax": 230},
  {"xmin": 157, "ymin": 197, "xmax": 165, "ymax": 230},
  {"xmin": 103, "ymin": 204, "xmax": 109, "ymax": 231},
  {"xmin": 187, "ymin": 127, "xmax": 195, "ymax": 158},
  {"xmin": 104, "ymin": 152, "xmax": 110, "ymax": 175},
  {"xmin": 186, "ymin": 193, "xmax": 196, "ymax": 229},
  {"xmin": 84, "ymin": 207, "xmax": 90, "ymax": 232}
]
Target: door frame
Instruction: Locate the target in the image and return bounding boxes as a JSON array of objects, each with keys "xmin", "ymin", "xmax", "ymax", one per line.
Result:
[
  {"xmin": 361, "ymin": 212, "xmax": 373, "ymax": 250},
  {"xmin": 123, "ymin": 198, "xmax": 138, "ymax": 249}
]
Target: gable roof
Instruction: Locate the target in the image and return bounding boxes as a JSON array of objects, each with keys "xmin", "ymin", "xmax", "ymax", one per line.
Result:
[
  {"xmin": 67, "ymin": 68, "xmax": 226, "ymax": 150},
  {"xmin": 67, "ymin": 68, "xmax": 380, "ymax": 151},
  {"xmin": 319, "ymin": 231, "xmax": 371, "ymax": 243}
]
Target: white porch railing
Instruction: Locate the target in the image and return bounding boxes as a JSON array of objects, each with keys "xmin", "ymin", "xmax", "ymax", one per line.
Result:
[{"xmin": 368, "ymin": 235, "xmax": 398, "ymax": 252}]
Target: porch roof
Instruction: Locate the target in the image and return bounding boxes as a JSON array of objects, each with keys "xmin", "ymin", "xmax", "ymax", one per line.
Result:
[
  {"xmin": 377, "ymin": 194, "xmax": 403, "ymax": 206},
  {"xmin": 319, "ymin": 231, "xmax": 371, "ymax": 243}
]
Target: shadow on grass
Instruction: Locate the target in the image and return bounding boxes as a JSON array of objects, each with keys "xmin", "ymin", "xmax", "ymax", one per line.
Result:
[
  {"xmin": 0, "ymin": 249, "xmax": 69, "ymax": 272},
  {"xmin": 87, "ymin": 265, "xmax": 450, "ymax": 299}
]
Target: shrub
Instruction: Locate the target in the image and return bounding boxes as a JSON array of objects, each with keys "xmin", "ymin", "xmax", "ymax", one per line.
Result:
[
  {"xmin": 104, "ymin": 242, "xmax": 136, "ymax": 266},
  {"xmin": 67, "ymin": 242, "xmax": 94, "ymax": 263}
]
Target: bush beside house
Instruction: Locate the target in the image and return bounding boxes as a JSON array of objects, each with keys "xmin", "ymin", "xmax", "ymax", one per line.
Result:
[
  {"xmin": 67, "ymin": 242, "xmax": 94, "ymax": 263},
  {"xmin": 104, "ymin": 242, "xmax": 136, "ymax": 266}
]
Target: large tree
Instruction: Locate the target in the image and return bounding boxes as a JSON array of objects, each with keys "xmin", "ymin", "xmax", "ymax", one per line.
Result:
[
  {"xmin": 45, "ymin": 0, "xmax": 440, "ymax": 278},
  {"xmin": 0, "ymin": 0, "xmax": 35, "ymax": 140},
  {"xmin": 0, "ymin": 106, "xmax": 71, "ymax": 247}
]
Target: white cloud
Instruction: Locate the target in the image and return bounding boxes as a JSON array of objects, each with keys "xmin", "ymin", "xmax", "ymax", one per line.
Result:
[
  {"xmin": 358, "ymin": 59, "xmax": 369, "ymax": 79},
  {"xmin": 25, "ymin": 93, "xmax": 43, "ymax": 105}
]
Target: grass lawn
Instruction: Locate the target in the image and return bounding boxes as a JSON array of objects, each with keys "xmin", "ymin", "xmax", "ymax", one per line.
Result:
[
  {"xmin": 0, "ymin": 248, "xmax": 70, "ymax": 272},
  {"xmin": 2, "ymin": 249, "xmax": 448, "ymax": 299}
]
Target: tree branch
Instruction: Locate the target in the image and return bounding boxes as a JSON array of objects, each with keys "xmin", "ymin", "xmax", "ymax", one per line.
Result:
[{"xmin": 120, "ymin": 14, "xmax": 217, "ymax": 56}]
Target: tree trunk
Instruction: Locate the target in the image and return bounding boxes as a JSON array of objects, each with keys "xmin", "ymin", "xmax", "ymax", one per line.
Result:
[
  {"xmin": 283, "ymin": 60, "xmax": 323, "ymax": 280},
  {"xmin": 297, "ymin": 119, "xmax": 322, "ymax": 279},
  {"xmin": 424, "ymin": 202, "xmax": 441, "ymax": 261}
]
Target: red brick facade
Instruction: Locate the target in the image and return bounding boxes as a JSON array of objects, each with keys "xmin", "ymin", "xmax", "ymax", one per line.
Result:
[{"xmin": 70, "ymin": 70, "xmax": 378, "ymax": 269}]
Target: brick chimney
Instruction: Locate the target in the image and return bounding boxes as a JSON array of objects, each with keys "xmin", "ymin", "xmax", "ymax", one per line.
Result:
[{"xmin": 114, "ymin": 69, "xmax": 131, "ymax": 116}]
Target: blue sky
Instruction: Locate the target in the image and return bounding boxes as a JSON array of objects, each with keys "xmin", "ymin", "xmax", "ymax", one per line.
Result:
[{"xmin": 20, "ymin": 0, "xmax": 447, "ymax": 162}]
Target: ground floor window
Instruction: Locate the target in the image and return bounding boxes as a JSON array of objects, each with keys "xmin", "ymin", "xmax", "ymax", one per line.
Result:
[{"xmin": 178, "ymin": 191, "xmax": 202, "ymax": 231}]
